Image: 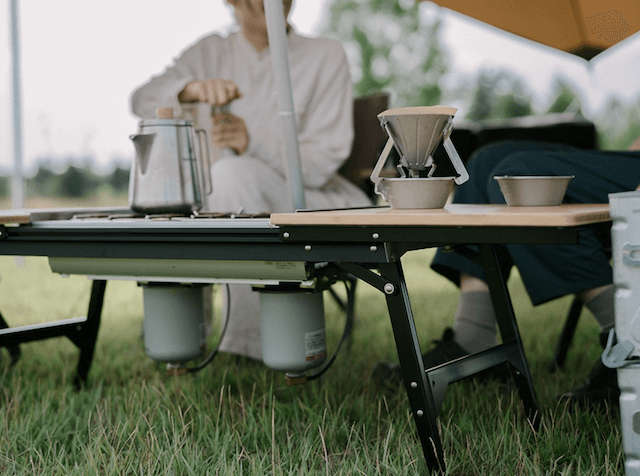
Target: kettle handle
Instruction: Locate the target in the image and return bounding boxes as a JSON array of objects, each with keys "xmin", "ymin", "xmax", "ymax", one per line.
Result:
[{"xmin": 196, "ymin": 129, "xmax": 213, "ymax": 195}]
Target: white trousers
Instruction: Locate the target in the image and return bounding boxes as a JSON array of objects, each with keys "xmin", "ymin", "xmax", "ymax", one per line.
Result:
[{"xmin": 203, "ymin": 156, "xmax": 371, "ymax": 360}]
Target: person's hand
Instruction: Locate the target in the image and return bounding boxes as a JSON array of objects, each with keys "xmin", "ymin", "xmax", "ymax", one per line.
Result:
[
  {"xmin": 178, "ymin": 79, "xmax": 241, "ymax": 106},
  {"xmin": 211, "ymin": 112, "xmax": 248, "ymax": 155}
]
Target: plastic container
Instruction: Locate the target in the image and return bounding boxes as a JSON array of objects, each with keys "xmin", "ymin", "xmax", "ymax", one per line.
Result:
[
  {"xmin": 142, "ymin": 284, "xmax": 207, "ymax": 362},
  {"xmin": 609, "ymin": 190, "xmax": 640, "ymax": 475},
  {"xmin": 260, "ymin": 289, "xmax": 326, "ymax": 373}
]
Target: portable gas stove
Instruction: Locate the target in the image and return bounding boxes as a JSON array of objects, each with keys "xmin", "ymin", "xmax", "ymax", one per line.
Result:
[{"xmin": 42, "ymin": 210, "xmax": 313, "ymax": 285}]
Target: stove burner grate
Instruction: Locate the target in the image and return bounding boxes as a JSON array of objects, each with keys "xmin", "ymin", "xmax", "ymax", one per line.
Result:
[{"xmin": 70, "ymin": 211, "xmax": 271, "ymax": 221}]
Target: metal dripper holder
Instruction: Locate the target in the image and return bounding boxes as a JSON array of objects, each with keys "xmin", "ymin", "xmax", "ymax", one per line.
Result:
[{"xmin": 370, "ymin": 106, "xmax": 469, "ymax": 209}]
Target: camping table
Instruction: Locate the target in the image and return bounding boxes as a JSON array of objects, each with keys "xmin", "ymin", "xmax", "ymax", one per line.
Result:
[{"xmin": 0, "ymin": 203, "xmax": 611, "ymax": 473}]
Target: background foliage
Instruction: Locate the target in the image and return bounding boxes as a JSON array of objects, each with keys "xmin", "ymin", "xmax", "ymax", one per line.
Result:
[
  {"xmin": 1, "ymin": 0, "xmax": 639, "ymax": 202},
  {"xmin": 29, "ymin": 162, "xmax": 128, "ymax": 199},
  {"xmin": 323, "ymin": 0, "xmax": 640, "ymax": 150},
  {"xmin": 0, "ymin": 160, "xmax": 129, "ymax": 202},
  {"xmin": 323, "ymin": 0, "xmax": 447, "ymax": 108}
]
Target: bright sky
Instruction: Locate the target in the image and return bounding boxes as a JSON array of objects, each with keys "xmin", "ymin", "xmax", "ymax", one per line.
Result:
[{"xmin": 1, "ymin": 1, "xmax": 639, "ymax": 175}]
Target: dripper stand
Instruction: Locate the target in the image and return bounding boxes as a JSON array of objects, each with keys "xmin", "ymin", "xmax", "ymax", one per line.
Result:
[{"xmin": 370, "ymin": 106, "xmax": 469, "ymax": 209}]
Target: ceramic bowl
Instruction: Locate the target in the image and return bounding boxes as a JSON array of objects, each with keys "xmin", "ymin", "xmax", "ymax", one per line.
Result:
[
  {"xmin": 494, "ymin": 175, "xmax": 574, "ymax": 206},
  {"xmin": 378, "ymin": 177, "xmax": 455, "ymax": 209}
]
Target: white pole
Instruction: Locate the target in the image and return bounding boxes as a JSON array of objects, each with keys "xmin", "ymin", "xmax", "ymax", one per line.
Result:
[
  {"xmin": 264, "ymin": 0, "xmax": 306, "ymax": 211},
  {"xmin": 9, "ymin": 0, "xmax": 25, "ymax": 209}
]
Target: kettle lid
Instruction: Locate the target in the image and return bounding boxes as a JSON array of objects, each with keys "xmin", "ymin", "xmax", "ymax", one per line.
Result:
[
  {"xmin": 156, "ymin": 107, "xmax": 174, "ymax": 119},
  {"xmin": 138, "ymin": 118, "xmax": 193, "ymax": 127}
]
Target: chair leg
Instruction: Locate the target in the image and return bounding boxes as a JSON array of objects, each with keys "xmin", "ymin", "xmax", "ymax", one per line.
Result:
[
  {"xmin": 74, "ymin": 280, "xmax": 107, "ymax": 389},
  {"xmin": 551, "ymin": 295, "xmax": 583, "ymax": 372}
]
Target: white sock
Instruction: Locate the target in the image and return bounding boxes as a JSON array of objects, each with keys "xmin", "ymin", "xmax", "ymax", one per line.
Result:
[
  {"xmin": 584, "ymin": 284, "xmax": 615, "ymax": 334},
  {"xmin": 453, "ymin": 290, "xmax": 497, "ymax": 354}
]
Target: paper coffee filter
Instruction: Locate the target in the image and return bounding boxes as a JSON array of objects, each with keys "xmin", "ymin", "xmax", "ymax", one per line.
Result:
[{"xmin": 378, "ymin": 106, "xmax": 458, "ymax": 116}]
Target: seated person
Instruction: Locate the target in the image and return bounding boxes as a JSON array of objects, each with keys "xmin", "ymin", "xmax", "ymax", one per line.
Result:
[
  {"xmin": 130, "ymin": 0, "xmax": 371, "ymax": 361},
  {"xmin": 376, "ymin": 135, "xmax": 640, "ymax": 410}
]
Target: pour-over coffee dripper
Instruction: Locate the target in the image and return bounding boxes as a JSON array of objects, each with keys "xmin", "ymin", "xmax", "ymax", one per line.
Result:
[{"xmin": 370, "ymin": 106, "xmax": 469, "ymax": 209}]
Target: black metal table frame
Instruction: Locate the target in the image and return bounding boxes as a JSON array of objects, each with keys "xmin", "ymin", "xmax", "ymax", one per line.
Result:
[{"xmin": 0, "ymin": 220, "xmax": 588, "ymax": 473}]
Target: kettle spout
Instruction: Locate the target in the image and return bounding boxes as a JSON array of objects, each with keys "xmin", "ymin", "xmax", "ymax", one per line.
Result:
[{"xmin": 130, "ymin": 133, "xmax": 156, "ymax": 175}]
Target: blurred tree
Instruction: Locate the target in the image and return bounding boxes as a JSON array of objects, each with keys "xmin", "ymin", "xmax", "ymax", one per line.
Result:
[
  {"xmin": 108, "ymin": 166, "xmax": 130, "ymax": 193},
  {"xmin": 546, "ymin": 77, "xmax": 584, "ymax": 115},
  {"xmin": 27, "ymin": 161, "xmax": 58, "ymax": 196},
  {"xmin": 323, "ymin": 0, "xmax": 447, "ymax": 107},
  {"xmin": 596, "ymin": 96, "xmax": 640, "ymax": 150},
  {"xmin": 0, "ymin": 176, "xmax": 9, "ymax": 198},
  {"xmin": 59, "ymin": 165, "xmax": 92, "ymax": 198},
  {"xmin": 465, "ymin": 69, "xmax": 533, "ymax": 121}
]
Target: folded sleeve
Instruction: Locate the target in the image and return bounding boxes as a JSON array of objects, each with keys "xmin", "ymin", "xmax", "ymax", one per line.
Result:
[{"xmin": 130, "ymin": 36, "xmax": 223, "ymax": 119}]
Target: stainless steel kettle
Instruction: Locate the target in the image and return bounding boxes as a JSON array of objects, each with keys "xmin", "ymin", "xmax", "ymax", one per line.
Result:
[{"xmin": 129, "ymin": 107, "xmax": 212, "ymax": 214}]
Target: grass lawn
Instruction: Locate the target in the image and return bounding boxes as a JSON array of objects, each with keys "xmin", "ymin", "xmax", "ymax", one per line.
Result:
[{"xmin": 0, "ymin": 212, "xmax": 625, "ymax": 474}]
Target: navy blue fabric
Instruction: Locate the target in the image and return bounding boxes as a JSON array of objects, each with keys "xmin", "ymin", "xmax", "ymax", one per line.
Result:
[{"xmin": 431, "ymin": 141, "xmax": 640, "ymax": 305}]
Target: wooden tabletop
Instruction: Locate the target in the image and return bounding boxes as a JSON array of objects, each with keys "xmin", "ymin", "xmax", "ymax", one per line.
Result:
[
  {"xmin": 0, "ymin": 204, "xmax": 611, "ymax": 228},
  {"xmin": 270, "ymin": 204, "xmax": 611, "ymax": 227}
]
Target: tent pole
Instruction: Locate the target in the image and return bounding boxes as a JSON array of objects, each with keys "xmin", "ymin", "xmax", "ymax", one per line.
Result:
[
  {"xmin": 264, "ymin": 0, "xmax": 306, "ymax": 211},
  {"xmin": 9, "ymin": 0, "xmax": 25, "ymax": 209}
]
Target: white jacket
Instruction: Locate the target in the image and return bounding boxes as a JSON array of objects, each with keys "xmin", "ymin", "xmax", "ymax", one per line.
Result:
[{"xmin": 131, "ymin": 30, "xmax": 370, "ymax": 204}]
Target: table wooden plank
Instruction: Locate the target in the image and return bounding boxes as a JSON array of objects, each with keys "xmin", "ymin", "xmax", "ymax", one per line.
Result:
[
  {"xmin": 0, "ymin": 210, "xmax": 31, "ymax": 224},
  {"xmin": 0, "ymin": 207, "xmax": 132, "ymax": 225},
  {"xmin": 270, "ymin": 204, "xmax": 611, "ymax": 227}
]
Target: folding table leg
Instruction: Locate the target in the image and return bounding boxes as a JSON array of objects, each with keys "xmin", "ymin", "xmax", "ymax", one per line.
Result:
[
  {"xmin": 74, "ymin": 280, "xmax": 107, "ymax": 389},
  {"xmin": 478, "ymin": 244, "xmax": 540, "ymax": 429},
  {"xmin": 378, "ymin": 261, "xmax": 446, "ymax": 474},
  {"xmin": 0, "ymin": 311, "xmax": 21, "ymax": 365}
]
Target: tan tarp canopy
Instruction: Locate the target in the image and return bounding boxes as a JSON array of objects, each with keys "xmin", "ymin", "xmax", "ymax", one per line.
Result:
[{"xmin": 421, "ymin": 0, "xmax": 640, "ymax": 59}]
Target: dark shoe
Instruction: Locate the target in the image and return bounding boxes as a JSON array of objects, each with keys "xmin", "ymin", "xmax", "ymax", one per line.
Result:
[
  {"xmin": 372, "ymin": 328, "xmax": 470, "ymax": 388},
  {"xmin": 421, "ymin": 328, "xmax": 469, "ymax": 369},
  {"xmin": 560, "ymin": 358, "xmax": 620, "ymax": 411},
  {"xmin": 422, "ymin": 328, "xmax": 509, "ymax": 383},
  {"xmin": 371, "ymin": 361, "xmax": 403, "ymax": 388}
]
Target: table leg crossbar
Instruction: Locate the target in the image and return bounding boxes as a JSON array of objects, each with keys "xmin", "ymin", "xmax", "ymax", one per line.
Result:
[{"xmin": 427, "ymin": 341, "xmax": 524, "ymax": 413}]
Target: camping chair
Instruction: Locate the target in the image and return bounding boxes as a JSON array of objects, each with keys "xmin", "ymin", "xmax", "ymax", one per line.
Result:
[{"xmin": 339, "ymin": 91, "xmax": 391, "ymax": 201}]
